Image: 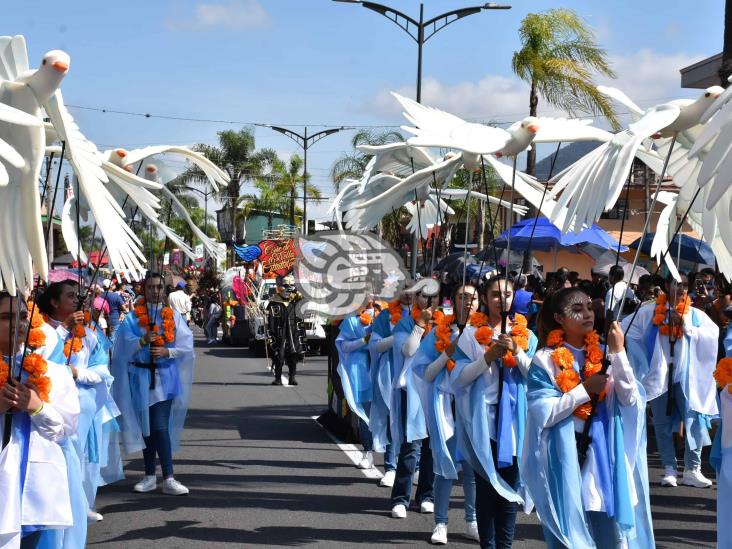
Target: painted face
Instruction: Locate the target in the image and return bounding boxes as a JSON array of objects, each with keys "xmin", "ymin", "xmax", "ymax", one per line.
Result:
[
  {"xmin": 667, "ymin": 275, "xmax": 689, "ymax": 304},
  {"xmin": 454, "ymin": 285, "xmax": 479, "ymax": 325},
  {"xmin": 482, "ymin": 280, "xmax": 513, "ymax": 318},
  {"xmin": 555, "ymin": 292, "xmax": 594, "ymax": 336}
]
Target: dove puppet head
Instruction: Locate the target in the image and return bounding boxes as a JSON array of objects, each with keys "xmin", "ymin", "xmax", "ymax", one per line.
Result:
[
  {"xmin": 496, "ymin": 117, "xmax": 540, "ymax": 158},
  {"xmin": 27, "ymin": 50, "xmax": 70, "ymax": 102},
  {"xmin": 107, "ymin": 148, "xmax": 129, "ymax": 167},
  {"xmin": 655, "ymin": 85, "xmax": 724, "ymax": 138},
  {"xmin": 145, "ymin": 164, "xmax": 159, "ymax": 181}
]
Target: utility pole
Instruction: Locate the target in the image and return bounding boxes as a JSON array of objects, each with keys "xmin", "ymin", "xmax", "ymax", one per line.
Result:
[{"xmin": 334, "ymin": 1, "xmax": 511, "ymax": 277}]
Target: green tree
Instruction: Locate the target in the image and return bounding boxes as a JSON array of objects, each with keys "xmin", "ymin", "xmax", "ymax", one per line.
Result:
[
  {"xmin": 512, "ymin": 8, "xmax": 619, "ymax": 176},
  {"xmin": 271, "ymin": 154, "xmax": 322, "ymax": 226},
  {"xmin": 181, "ymin": 128, "xmax": 277, "ymax": 242}
]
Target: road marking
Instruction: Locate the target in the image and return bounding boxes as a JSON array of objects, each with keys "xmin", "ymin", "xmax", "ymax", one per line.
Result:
[{"xmin": 311, "ymin": 415, "xmax": 384, "ymax": 480}]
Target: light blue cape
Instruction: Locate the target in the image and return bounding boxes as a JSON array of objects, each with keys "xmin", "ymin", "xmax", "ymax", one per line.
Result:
[{"xmin": 335, "ymin": 315, "xmax": 372, "ymax": 424}]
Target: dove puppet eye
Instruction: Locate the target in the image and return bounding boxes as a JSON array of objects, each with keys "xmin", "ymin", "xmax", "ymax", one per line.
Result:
[
  {"xmin": 42, "ymin": 59, "xmax": 46, "ymax": 65},
  {"xmin": 705, "ymin": 92, "xmax": 711, "ymax": 97}
]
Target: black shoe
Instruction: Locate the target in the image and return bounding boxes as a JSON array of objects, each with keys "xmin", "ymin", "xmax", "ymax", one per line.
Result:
[
  {"xmin": 272, "ymin": 378, "xmax": 283, "ymax": 386},
  {"xmin": 289, "ymin": 378, "xmax": 298, "ymax": 386}
]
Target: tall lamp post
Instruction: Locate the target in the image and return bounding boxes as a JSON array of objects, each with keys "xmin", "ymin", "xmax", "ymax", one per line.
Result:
[
  {"xmin": 334, "ymin": 0, "xmax": 511, "ymax": 276},
  {"xmin": 257, "ymin": 124, "xmax": 351, "ymax": 234},
  {"xmin": 183, "ymin": 185, "xmax": 214, "ymax": 235}
]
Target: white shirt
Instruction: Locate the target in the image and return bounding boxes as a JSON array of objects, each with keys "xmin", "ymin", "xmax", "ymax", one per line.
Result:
[{"xmin": 168, "ymin": 290, "xmax": 192, "ymax": 319}]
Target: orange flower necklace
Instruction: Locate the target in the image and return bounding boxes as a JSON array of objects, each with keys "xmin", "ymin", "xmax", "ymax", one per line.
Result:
[
  {"xmin": 467, "ymin": 311, "xmax": 530, "ymax": 368},
  {"xmin": 548, "ymin": 329, "xmax": 604, "ymax": 420},
  {"xmin": 359, "ymin": 312, "xmax": 372, "ymax": 326},
  {"xmin": 434, "ymin": 311, "xmax": 457, "ymax": 371},
  {"xmin": 0, "ymin": 302, "xmax": 52, "ymax": 403},
  {"xmin": 63, "ymin": 322, "xmax": 87, "ymax": 359},
  {"xmin": 388, "ymin": 300, "xmax": 402, "ymax": 326},
  {"xmin": 652, "ymin": 292, "xmax": 690, "ymax": 339},
  {"xmin": 135, "ymin": 298, "xmax": 176, "ymax": 346},
  {"xmin": 714, "ymin": 357, "xmax": 732, "ymax": 394}
]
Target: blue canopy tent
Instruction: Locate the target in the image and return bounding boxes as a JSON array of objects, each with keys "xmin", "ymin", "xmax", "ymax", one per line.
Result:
[
  {"xmin": 629, "ymin": 233, "xmax": 715, "ymax": 265},
  {"xmin": 494, "ymin": 217, "xmax": 628, "ymax": 253}
]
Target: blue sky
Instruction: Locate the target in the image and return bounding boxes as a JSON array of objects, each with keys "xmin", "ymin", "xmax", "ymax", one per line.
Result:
[{"xmin": 5, "ymin": 0, "xmax": 726, "ymax": 222}]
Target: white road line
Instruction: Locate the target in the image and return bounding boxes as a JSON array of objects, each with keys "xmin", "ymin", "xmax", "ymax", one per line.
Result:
[{"xmin": 311, "ymin": 415, "xmax": 384, "ymax": 480}]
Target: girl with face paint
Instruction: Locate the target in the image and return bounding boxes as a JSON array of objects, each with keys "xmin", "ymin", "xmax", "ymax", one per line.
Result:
[
  {"xmin": 411, "ymin": 284, "xmax": 480, "ymax": 544},
  {"xmin": 624, "ymin": 274, "xmax": 719, "ymax": 491},
  {"xmin": 449, "ymin": 276, "xmax": 538, "ymax": 548},
  {"xmin": 523, "ymin": 288, "xmax": 653, "ymax": 548}
]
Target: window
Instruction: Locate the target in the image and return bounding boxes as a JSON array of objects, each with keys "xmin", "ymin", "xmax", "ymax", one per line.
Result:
[{"xmin": 601, "ymin": 198, "xmax": 629, "ymax": 220}]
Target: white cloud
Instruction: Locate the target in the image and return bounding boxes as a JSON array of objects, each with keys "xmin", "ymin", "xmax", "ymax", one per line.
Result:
[
  {"xmin": 166, "ymin": 0, "xmax": 269, "ymax": 31},
  {"xmin": 368, "ymin": 49, "xmax": 704, "ymax": 128}
]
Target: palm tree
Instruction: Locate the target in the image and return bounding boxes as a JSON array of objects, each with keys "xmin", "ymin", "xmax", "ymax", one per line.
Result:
[
  {"xmin": 237, "ymin": 178, "xmax": 289, "ymax": 232},
  {"xmin": 271, "ymin": 154, "xmax": 322, "ymax": 226},
  {"xmin": 330, "ymin": 129, "xmax": 404, "ymax": 192},
  {"xmin": 512, "ymin": 8, "xmax": 619, "ymax": 176},
  {"xmin": 181, "ymin": 128, "xmax": 277, "ymax": 242}
]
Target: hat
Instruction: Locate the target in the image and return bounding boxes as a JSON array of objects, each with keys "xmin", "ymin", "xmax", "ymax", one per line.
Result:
[
  {"xmin": 102, "ymin": 279, "xmax": 111, "ymax": 289},
  {"xmin": 176, "ymin": 281, "xmax": 187, "ymax": 289}
]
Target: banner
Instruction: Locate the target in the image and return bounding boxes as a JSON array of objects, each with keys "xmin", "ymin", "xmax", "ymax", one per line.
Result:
[{"xmin": 259, "ymin": 239, "xmax": 296, "ymax": 277}]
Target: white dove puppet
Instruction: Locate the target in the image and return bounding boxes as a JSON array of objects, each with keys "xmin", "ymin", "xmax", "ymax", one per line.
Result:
[
  {"xmin": 0, "ymin": 36, "xmax": 153, "ymax": 283},
  {"xmin": 550, "ymin": 86, "xmax": 723, "ymax": 233}
]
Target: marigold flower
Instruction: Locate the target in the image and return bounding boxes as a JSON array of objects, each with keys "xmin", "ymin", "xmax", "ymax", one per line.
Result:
[
  {"xmin": 584, "ymin": 361, "xmax": 602, "ymax": 377},
  {"xmin": 714, "ymin": 358, "xmax": 732, "ymax": 390},
  {"xmin": 503, "ymin": 352, "xmax": 517, "ymax": 368},
  {"xmin": 29, "ymin": 373, "xmax": 51, "ymax": 402},
  {"xmin": 659, "ymin": 325, "xmax": 670, "ymax": 336},
  {"xmin": 23, "ymin": 353, "xmax": 47, "ymax": 376},
  {"xmin": 551, "ymin": 347, "xmax": 575, "ymax": 370},
  {"xmin": 27, "ymin": 328, "xmax": 46, "ymax": 348},
  {"xmin": 556, "ymin": 368, "xmax": 580, "ymax": 393},
  {"xmin": 446, "ymin": 359, "xmax": 456, "ymax": 373},
  {"xmin": 586, "ymin": 346, "xmax": 603, "ymax": 364},
  {"xmin": 652, "ymin": 314, "xmax": 666, "ymax": 326},
  {"xmin": 584, "ymin": 331, "xmax": 600, "ymax": 347},
  {"xmin": 388, "ymin": 300, "xmax": 402, "ymax": 325},
  {"xmin": 359, "ymin": 313, "xmax": 372, "ymax": 326},
  {"xmin": 75, "ymin": 324, "xmax": 86, "ymax": 338},
  {"xmin": 0, "ymin": 359, "xmax": 9, "ymax": 387},
  {"xmin": 161, "ymin": 308, "xmax": 174, "ymax": 320},
  {"xmin": 573, "ymin": 402, "xmax": 592, "ymax": 420},
  {"xmin": 469, "ymin": 312, "xmax": 489, "ymax": 328},
  {"xmin": 546, "ymin": 329, "xmax": 564, "ymax": 347},
  {"xmin": 475, "ymin": 326, "xmax": 493, "ymax": 345},
  {"xmin": 411, "ymin": 307, "xmax": 422, "ymax": 322}
]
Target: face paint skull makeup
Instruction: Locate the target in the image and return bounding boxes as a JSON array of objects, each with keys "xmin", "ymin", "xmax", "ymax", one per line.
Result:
[{"xmin": 563, "ymin": 293, "xmax": 589, "ymax": 322}]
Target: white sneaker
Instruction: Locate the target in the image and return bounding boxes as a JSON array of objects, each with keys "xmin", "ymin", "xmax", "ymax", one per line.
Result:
[
  {"xmin": 380, "ymin": 470, "xmax": 396, "ymax": 487},
  {"xmin": 357, "ymin": 451, "xmax": 374, "ymax": 470},
  {"xmin": 162, "ymin": 478, "xmax": 190, "ymax": 495},
  {"xmin": 413, "ymin": 470, "xmax": 420, "ymax": 486},
  {"xmin": 420, "ymin": 500, "xmax": 434, "ymax": 514},
  {"xmin": 465, "ymin": 520, "xmax": 480, "ymax": 542},
  {"xmin": 682, "ymin": 468, "xmax": 713, "ymax": 488},
  {"xmin": 133, "ymin": 475, "xmax": 157, "ymax": 493},
  {"xmin": 86, "ymin": 510, "xmax": 103, "ymax": 522},
  {"xmin": 391, "ymin": 504, "xmax": 407, "ymax": 518},
  {"xmin": 431, "ymin": 523, "xmax": 448, "ymax": 545},
  {"xmin": 660, "ymin": 466, "xmax": 677, "ymax": 487}
]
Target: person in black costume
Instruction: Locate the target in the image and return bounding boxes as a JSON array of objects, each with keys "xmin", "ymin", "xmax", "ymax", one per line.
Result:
[{"xmin": 267, "ymin": 275, "xmax": 306, "ymax": 386}]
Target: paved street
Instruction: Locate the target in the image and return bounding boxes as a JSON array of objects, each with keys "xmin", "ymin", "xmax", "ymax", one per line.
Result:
[{"xmin": 89, "ymin": 330, "xmax": 717, "ymax": 548}]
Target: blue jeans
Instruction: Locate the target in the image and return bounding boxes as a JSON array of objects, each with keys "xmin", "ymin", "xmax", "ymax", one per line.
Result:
[
  {"xmin": 434, "ymin": 461, "xmax": 477, "ymax": 525},
  {"xmin": 205, "ymin": 315, "xmax": 220, "ymax": 340},
  {"xmin": 649, "ymin": 381, "xmax": 701, "ymax": 469},
  {"xmin": 143, "ymin": 399, "xmax": 174, "ymax": 478},
  {"xmin": 384, "ymin": 423, "xmax": 397, "ymax": 472},
  {"xmin": 390, "ymin": 393, "xmax": 434, "ymax": 506},
  {"xmin": 358, "ymin": 413, "xmax": 373, "ymax": 453},
  {"xmin": 474, "ymin": 441, "xmax": 519, "ymax": 549}
]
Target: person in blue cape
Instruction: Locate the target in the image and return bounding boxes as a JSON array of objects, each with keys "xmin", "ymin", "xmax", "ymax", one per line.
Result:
[
  {"xmin": 524, "ymin": 287, "xmax": 653, "ymax": 549},
  {"xmin": 110, "ymin": 272, "xmax": 195, "ymax": 496},
  {"xmin": 335, "ymin": 304, "xmax": 374, "ymax": 470},
  {"xmin": 387, "ymin": 279, "xmax": 437, "ymax": 519},
  {"xmin": 450, "ymin": 275, "xmax": 537, "ymax": 548},
  {"xmin": 411, "ymin": 283, "xmax": 480, "ymax": 545},
  {"xmin": 36, "ymin": 280, "xmax": 122, "ymax": 528},
  {"xmin": 711, "ymin": 357, "xmax": 732, "ymax": 548},
  {"xmin": 367, "ymin": 297, "xmax": 404, "ymax": 488},
  {"xmin": 0, "ymin": 292, "xmax": 80, "ymax": 549},
  {"xmin": 623, "ymin": 274, "xmax": 718, "ymax": 489}
]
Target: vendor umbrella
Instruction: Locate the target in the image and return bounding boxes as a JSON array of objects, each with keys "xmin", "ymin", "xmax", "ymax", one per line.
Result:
[
  {"xmin": 629, "ymin": 233, "xmax": 715, "ymax": 265},
  {"xmin": 495, "ymin": 217, "xmax": 627, "ymax": 254},
  {"xmin": 592, "ymin": 251, "xmax": 650, "ymax": 284}
]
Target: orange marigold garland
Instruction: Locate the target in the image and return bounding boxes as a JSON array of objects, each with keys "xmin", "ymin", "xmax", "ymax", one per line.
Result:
[
  {"xmin": 22, "ymin": 352, "xmax": 51, "ymax": 402},
  {"xmin": 135, "ymin": 298, "xmax": 176, "ymax": 346},
  {"xmin": 359, "ymin": 312, "xmax": 372, "ymax": 326},
  {"xmin": 468, "ymin": 311, "xmax": 528, "ymax": 367},
  {"xmin": 549, "ymin": 329, "xmax": 604, "ymax": 420},
  {"xmin": 0, "ymin": 358, "xmax": 8, "ymax": 388},
  {"xmin": 434, "ymin": 313, "xmax": 455, "ymax": 353},
  {"xmin": 652, "ymin": 292, "xmax": 690, "ymax": 340},
  {"xmin": 388, "ymin": 300, "xmax": 402, "ymax": 326},
  {"xmin": 714, "ymin": 357, "xmax": 732, "ymax": 394}
]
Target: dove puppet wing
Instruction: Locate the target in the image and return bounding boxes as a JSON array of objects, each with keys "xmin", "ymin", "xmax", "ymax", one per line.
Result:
[
  {"xmin": 0, "ymin": 103, "xmax": 44, "ymax": 186},
  {"xmin": 356, "ymin": 142, "xmax": 436, "ymax": 187},
  {"xmin": 689, "ymin": 96, "xmax": 732, "ymax": 207},
  {"xmin": 392, "ymin": 92, "xmax": 511, "ymax": 155},
  {"xmin": 352, "ymin": 154, "xmax": 463, "ymax": 212},
  {"xmin": 44, "ymin": 91, "xmax": 148, "ymax": 278},
  {"xmin": 549, "ymin": 104, "xmax": 681, "ymax": 232},
  {"xmin": 158, "ymin": 184, "xmax": 224, "ymax": 262},
  {"xmin": 404, "ymin": 194, "xmax": 455, "ymax": 237},
  {"xmin": 438, "ymin": 188, "xmax": 529, "ymax": 216},
  {"xmin": 517, "ymin": 117, "xmax": 614, "ymax": 144},
  {"xmin": 107, "ymin": 145, "xmax": 229, "ymax": 192}
]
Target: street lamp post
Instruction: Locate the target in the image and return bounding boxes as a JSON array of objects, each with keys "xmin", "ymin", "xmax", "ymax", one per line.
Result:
[
  {"xmin": 334, "ymin": 0, "xmax": 511, "ymax": 276},
  {"xmin": 257, "ymin": 125, "xmax": 351, "ymax": 235},
  {"xmin": 183, "ymin": 185, "xmax": 214, "ymax": 235}
]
